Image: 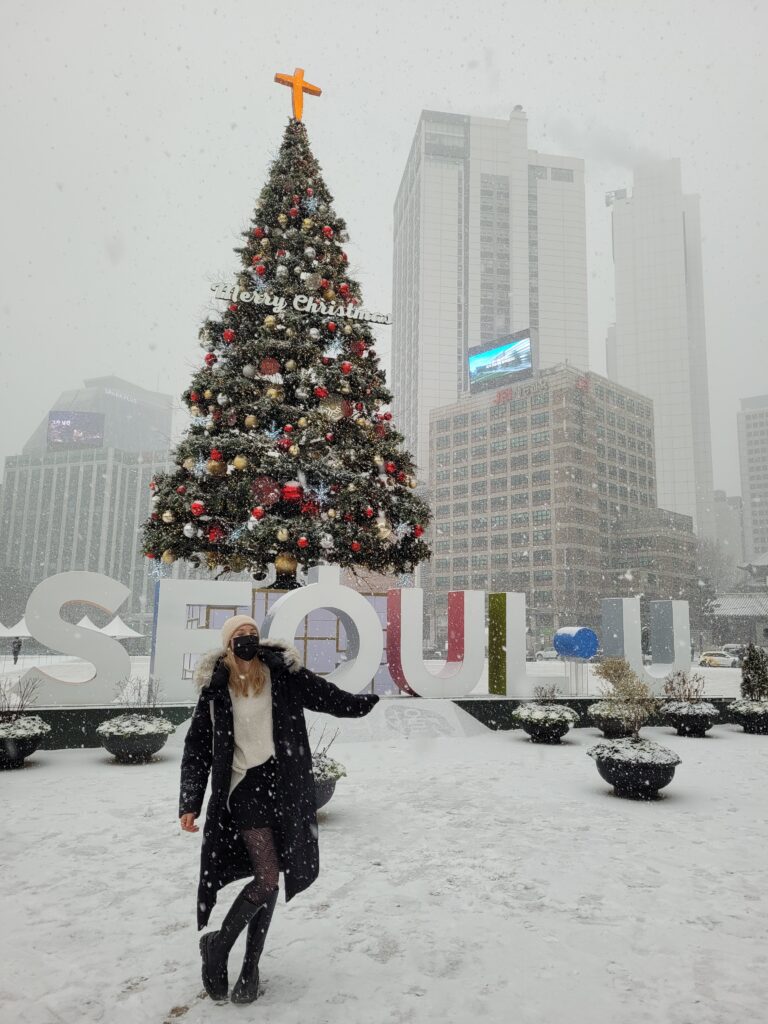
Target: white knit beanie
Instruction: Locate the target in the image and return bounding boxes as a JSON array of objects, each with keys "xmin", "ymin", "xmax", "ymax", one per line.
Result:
[{"xmin": 221, "ymin": 615, "xmax": 260, "ymax": 651}]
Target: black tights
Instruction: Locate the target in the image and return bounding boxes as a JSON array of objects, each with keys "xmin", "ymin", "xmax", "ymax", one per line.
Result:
[{"xmin": 239, "ymin": 826, "xmax": 280, "ymax": 907}]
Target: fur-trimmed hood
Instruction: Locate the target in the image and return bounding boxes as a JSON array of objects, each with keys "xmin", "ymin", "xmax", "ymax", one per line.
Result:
[{"xmin": 193, "ymin": 638, "xmax": 304, "ymax": 693}]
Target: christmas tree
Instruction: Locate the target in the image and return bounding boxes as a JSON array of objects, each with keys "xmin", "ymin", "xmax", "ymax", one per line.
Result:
[{"xmin": 142, "ymin": 109, "xmax": 431, "ymax": 583}]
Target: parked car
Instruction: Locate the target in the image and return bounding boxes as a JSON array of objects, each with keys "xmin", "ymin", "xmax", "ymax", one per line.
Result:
[
  {"xmin": 535, "ymin": 649, "xmax": 560, "ymax": 661},
  {"xmin": 721, "ymin": 644, "xmax": 746, "ymax": 663},
  {"xmin": 699, "ymin": 650, "xmax": 739, "ymax": 668}
]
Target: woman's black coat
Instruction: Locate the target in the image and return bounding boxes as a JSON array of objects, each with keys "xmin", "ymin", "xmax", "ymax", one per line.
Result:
[{"xmin": 179, "ymin": 638, "xmax": 379, "ymax": 930}]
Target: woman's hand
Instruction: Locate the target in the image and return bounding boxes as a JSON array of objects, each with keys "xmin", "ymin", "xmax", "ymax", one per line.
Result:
[{"xmin": 180, "ymin": 813, "xmax": 199, "ymax": 833}]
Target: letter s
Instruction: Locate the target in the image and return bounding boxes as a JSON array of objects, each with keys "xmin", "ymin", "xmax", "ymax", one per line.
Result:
[{"xmin": 22, "ymin": 572, "xmax": 132, "ymax": 705}]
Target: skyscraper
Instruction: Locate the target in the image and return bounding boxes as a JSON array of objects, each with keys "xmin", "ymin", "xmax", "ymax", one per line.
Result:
[
  {"xmin": 606, "ymin": 160, "xmax": 715, "ymax": 538},
  {"xmin": 0, "ymin": 377, "xmax": 174, "ymax": 626},
  {"xmin": 738, "ymin": 395, "xmax": 768, "ymax": 561},
  {"xmin": 392, "ymin": 108, "xmax": 588, "ymax": 479}
]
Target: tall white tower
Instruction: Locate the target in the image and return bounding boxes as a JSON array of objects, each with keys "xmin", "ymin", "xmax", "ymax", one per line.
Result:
[
  {"xmin": 607, "ymin": 160, "xmax": 715, "ymax": 538},
  {"xmin": 391, "ymin": 108, "xmax": 588, "ymax": 480}
]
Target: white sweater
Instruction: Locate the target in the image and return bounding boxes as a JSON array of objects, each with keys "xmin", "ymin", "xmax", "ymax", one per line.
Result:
[{"xmin": 228, "ymin": 669, "xmax": 275, "ymax": 800}]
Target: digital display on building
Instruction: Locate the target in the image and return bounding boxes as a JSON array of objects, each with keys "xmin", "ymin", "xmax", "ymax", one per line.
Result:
[
  {"xmin": 468, "ymin": 330, "xmax": 533, "ymax": 393},
  {"xmin": 47, "ymin": 411, "xmax": 105, "ymax": 449}
]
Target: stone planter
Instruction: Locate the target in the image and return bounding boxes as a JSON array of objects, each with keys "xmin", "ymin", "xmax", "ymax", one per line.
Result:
[
  {"xmin": 512, "ymin": 703, "xmax": 579, "ymax": 744},
  {"xmin": 588, "ymin": 739, "xmax": 681, "ymax": 800},
  {"xmin": 592, "ymin": 717, "xmax": 634, "ymax": 740},
  {"xmin": 99, "ymin": 732, "xmax": 170, "ymax": 763},
  {"xmin": 314, "ymin": 777, "xmax": 337, "ymax": 810},
  {"xmin": 520, "ymin": 719, "xmax": 572, "ymax": 744},
  {"xmin": 0, "ymin": 735, "xmax": 43, "ymax": 769},
  {"xmin": 729, "ymin": 700, "xmax": 768, "ymax": 735}
]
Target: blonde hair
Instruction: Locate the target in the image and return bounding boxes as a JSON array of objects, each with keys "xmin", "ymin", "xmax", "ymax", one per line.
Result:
[{"xmin": 223, "ymin": 646, "xmax": 268, "ymax": 698}]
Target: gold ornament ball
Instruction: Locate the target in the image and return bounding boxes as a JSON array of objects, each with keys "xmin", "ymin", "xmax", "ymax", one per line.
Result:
[
  {"xmin": 182, "ymin": 457, "xmax": 196, "ymax": 471},
  {"xmin": 260, "ymin": 237, "xmax": 271, "ymax": 251},
  {"xmin": 323, "ymin": 288, "xmax": 336, "ymax": 301},
  {"xmin": 189, "ymin": 405, "xmax": 201, "ymax": 417},
  {"xmin": 343, "ymin": 325, "xmax": 353, "ymax": 336},
  {"xmin": 277, "ymin": 213, "xmax": 288, "ymax": 226},
  {"xmin": 264, "ymin": 315, "xmax": 277, "ymax": 330},
  {"xmin": 289, "ymin": 444, "xmax": 300, "ymax": 456},
  {"xmin": 301, "ymin": 218, "xmax": 314, "ymax": 231},
  {"xmin": 232, "ymin": 455, "xmax": 248, "ymax": 471},
  {"xmin": 286, "ymin": 328, "xmax": 295, "ymax": 338},
  {"xmin": 376, "ymin": 524, "xmax": 393, "ymax": 540},
  {"xmin": 285, "ymin": 359, "xmax": 297, "ymax": 371},
  {"xmin": 373, "ymin": 455, "xmax": 385, "ymax": 466},
  {"xmin": 339, "ymin": 384, "xmax": 351, "ymax": 394},
  {"xmin": 276, "ymin": 527, "xmax": 290, "ymax": 542},
  {"xmin": 297, "ymin": 416, "xmax": 307, "ymax": 428},
  {"xmin": 205, "ymin": 552, "xmax": 221, "ymax": 571},
  {"xmin": 245, "ymin": 414, "xmax": 257, "ymax": 429},
  {"xmin": 408, "ymin": 479, "xmax": 418, "ymax": 489},
  {"xmin": 161, "ymin": 510, "xmax": 175, "ymax": 524},
  {"xmin": 203, "ymin": 389, "xmax": 213, "ymax": 400},
  {"xmin": 266, "ymin": 387, "xmax": 281, "ymax": 400},
  {"xmin": 357, "ymin": 417, "xmax": 368, "ymax": 428},
  {"xmin": 229, "ymin": 555, "xmax": 247, "ymax": 572},
  {"xmin": 326, "ymin": 508, "xmax": 337, "ymax": 519},
  {"xmin": 347, "ymin": 483, "xmax": 357, "ymax": 492},
  {"xmin": 207, "ymin": 459, "xmax": 227, "ymax": 477},
  {"xmin": 161, "ymin": 549, "xmax": 175, "ymax": 564},
  {"xmin": 275, "ymin": 552, "xmax": 298, "ymax": 574}
]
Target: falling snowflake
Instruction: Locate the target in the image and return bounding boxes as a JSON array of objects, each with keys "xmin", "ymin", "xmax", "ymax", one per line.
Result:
[
  {"xmin": 304, "ymin": 196, "xmax": 319, "ymax": 213},
  {"xmin": 192, "ymin": 457, "xmax": 207, "ymax": 479}
]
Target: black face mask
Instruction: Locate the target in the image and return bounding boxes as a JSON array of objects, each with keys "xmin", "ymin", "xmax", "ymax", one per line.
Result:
[{"xmin": 232, "ymin": 635, "xmax": 260, "ymax": 661}]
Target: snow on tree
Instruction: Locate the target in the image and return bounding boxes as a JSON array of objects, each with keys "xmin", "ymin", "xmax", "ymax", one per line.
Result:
[{"xmin": 142, "ymin": 118, "xmax": 431, "ymax": 581}]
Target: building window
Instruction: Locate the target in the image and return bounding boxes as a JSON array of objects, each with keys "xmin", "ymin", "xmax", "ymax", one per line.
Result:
[
  {"xmin": 530, "ymin": 393, "xmax": 549, "ymax": 408},
  {"xmin": 454, "ymin": 431, "xmax": 468, "ymax": 445},
  {"xmin": 510, "ymin": 453, "xmax": 529, "ymax": 469},
  {"xmin": 454, "ymin": 520, "xmax": 468, "ymax": 534},
  {"xmin": 531, "ymin": 412, "xmax": 549, "ymax": 428},
  {"xmin": 530, "ymin": 165, "xmax": 548, "ymax": 179},
  {"xmin": 453, "ymin": 501, "xmax": 468, "ymax": 515},
  {"xmin": 453, "ymin": 415, "xmax": 469, "ymax": 428},
  {"xmin": 490, "ymin": 458, "xmax": 507, "ymax": 475},
  {"xmin": 491, "ymin": 515, "xmax": 508, "ymax": 530},
  {"xmin": 531, "ymin": 450, "xmax": 550, "ymax": 465},
  {"xmin": 532, "ymin": 489, "xmax": 551, "ymax": 504},
  {"xmin": 510, "ymin": 532, "xmax": 529, "ymax": 546},
  {"xmin": 531, "ymin": 470, "xmax": 551, "ymax": 485},
  {"xmin": 471, "ymin": 462, "xmax": 487, "ymax": 478},
  {"xmin": 533, "ymin": 550, "xmax": 552, "ymax": 564},
  {"xmin": 453, "ymin": 484, "xmax": 468, "ymax": 497},
  {"xmin": 471, "ymin": 480, "xmax": 488, "ymax": 494},
  {"xmin": 532, "ymin": 432, "xmax": 549, "ymax": 447},
  {"xmin": 550, "ymin": 167, "xmax": 574, "ymax": 182},
  {"xmin": 453, "ymin": 448, "xmax": 468, "ymax": 463},
  {"xmin": 471, "ymin": 426, "xmax": 488, "ymax": 441},
  {"xmin": 472, "ymin": 499, "xmax": 488, "ymax": 513},
  {"xmin": 533, "ymin": 529, "xmax": 551, "ymax": 544},
  {"xmin": 490, "ymin": 439, "xmax": 508, "ymax": 454},
  {"xmin": 453, "ymin": 466, "xmax": 468, "ymax": 481},
  {"xmin": 532, "ymin": 509, "xmax": 551, "ymax": 524}
]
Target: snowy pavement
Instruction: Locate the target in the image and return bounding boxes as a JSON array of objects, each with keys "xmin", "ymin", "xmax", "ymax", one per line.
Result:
[{"xmin": 3, "ymin": 716, "xmax": 767, "ymax": 1024}]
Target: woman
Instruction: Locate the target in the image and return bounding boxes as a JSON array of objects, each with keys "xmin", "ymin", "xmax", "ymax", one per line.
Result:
[{"xmin": 179, "ymin": 614, "xmax": 379, "ymax": 1004}]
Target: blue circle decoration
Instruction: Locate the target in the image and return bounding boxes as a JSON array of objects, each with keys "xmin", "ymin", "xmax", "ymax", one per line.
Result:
[{"xmin": 553, "ymin": 627, "xmax": 599, "ymax": 660}]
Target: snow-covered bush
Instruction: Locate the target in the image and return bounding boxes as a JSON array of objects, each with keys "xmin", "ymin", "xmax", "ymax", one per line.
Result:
[
  {"xmin": 661, "ymin": 700, "xmax": 719, "ymax": 718},
  {"xmin": 0, "ymin": 715, "xmax": 51, "ymax": 740},
  {"xmin": 587, "ymin": 700, "xmax": 636, "ymax": 722},
  {"xmin": 593, "ymin": 658, "xmax": 657, "ymax": 739},
  {"xmin": 587, "ymin": 738, "xmax": 681, "ymax": 767},
  {"xmin": 96, "ymin": 714, "xmax": 176, "ymax": 738},
  {"xmin": 729, "ymin": 699, "xmax": 768, "ymax": 718},
  {"xmin": 311, "ymin": 752, "xmax": 347, "ymax": 782},
  {"xmin": 511, "ymin": 703, "xmax": 579, "ymax": 726}
]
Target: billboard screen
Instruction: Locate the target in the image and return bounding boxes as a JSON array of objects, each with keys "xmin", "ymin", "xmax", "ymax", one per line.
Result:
[
  {"xmin": 468, "ymin": 331, "xmax": 533, "ymax": 393},
  {"xmin": 47, "ymin": 411, "xmax": 105, "ymax": 450}
]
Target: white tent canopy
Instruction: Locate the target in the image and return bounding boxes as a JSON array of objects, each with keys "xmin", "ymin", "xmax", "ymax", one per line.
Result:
[
  {"xmin": 76, "ymin": 615, "xmax": 102, "ymax": 631},
  {"xmin": 5, "ymin": 618, "xmax": 32, "ymax": 639},
  {"xmin": 101, "ymin": 615, "xmax": 144, "ymax": 639},
  {"xmin": 0, "ymin": 622, "xmax": 14, "ymax": 638}
]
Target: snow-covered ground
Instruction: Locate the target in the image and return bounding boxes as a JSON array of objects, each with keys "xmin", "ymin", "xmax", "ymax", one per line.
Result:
[
  {"xmin": 3, "ymin": 708, "xmax": 767, "ymax": 1024},
  {"xmin": 0, "ymin": 654, "xmax": 744, "ymax": 700}
]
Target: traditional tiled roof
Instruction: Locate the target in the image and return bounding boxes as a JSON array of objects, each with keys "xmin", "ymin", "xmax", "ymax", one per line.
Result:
[{"xmin": 711, "ymin": 593, "xmax": 768, "ymax": 618}]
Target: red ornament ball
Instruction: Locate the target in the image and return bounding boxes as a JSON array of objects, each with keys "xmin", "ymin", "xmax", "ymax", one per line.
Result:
[
  {"xmin": 322, "ymin": 225, "xmax": 334, "ymax": 238},
  {"xmin": 208, "ymin": 525, "xmax": 225, "ymax": 543},
  {"xmin": 289, "ymin": 206, "xmax": 299, "ymax": 218},
  {"xmin": 251, "ymin": 506, "xmax": 265, "ymax": 519},
  {"xmin": 413, "ymin": 525, "xmax": 425, "ymax": 538},
  {"xmin": 283, "ymin": 424, "xmax": 293, "ymax": 434},
  {"xmin": 350, "ymin": 540, "xmax": 361, "ymax": 552},
  {"xmin": 385, "ymin": 462, "xmax": 396, "ymax": 474},
  {"xmin": 176, "ymin": 485, "xmax": 187, "ymax": 495},
  {"xmin": 327, "ymin": 322, "xmax": 337, "ymax": 333},
  {"xmin": 210, "ymin": 449, "xmax": 222, "ymax": 461},
  {"xmin": 211, "ymin": 409, "xmax": 222, "ymax": 421},
  {"xmin": 306, "ymin": 187, "xmax": 314, "ymax": 197},
  {"xmin": 204, "ymin": 353, "xmax": 216, "ymax": 366},
  {"xmin": 322, "ymin": 357, "xmax": 331, "ymax": 366},
  {"xmin": 297, "ymin": 536, "xmax": 309, "ymax": 549},
  {"xmin": 281, "ymin": 482, "xmax": 303, "ymax": 502},
  {"xmin": 344, "ymin": 513, "xmax": 353, "ymax": 522},
  {"xmin": 255, "ymin": 264, "xmax": 266, "ymax": 277},
  {"xmin": 252, "ymin": 253, "xmax": 262, "ymax": 263},
  {"xmin": 277, "ymin": 437, "xmax": 292, "ymax": 451},
  {"xmin": 260, "ymin": 356, "xmax": 281, "ymax": 375},
  {"xmin": 364, "ymin": 506, "xmax": 375, "ymax": 518},
  {"xmin": 292, "ymin": 194, "xmax": 300, "ymax": 204},
  {"xmin": 190, "ymin": 501, "xmax": 205, "ymax": 517},
  {"xmin": 320, "ymin": 278, "xmax": 330, "ymax": 290},
  {"xmin": 314, "ymin": 386, "xmax": 329, "ymax": 399},
  {"xmin": 325, "ymin": 432, "xmax": 334, "ymax": 442},
  {"xmin": 355, "ymin": 402, "xmax": 364, "ymax": 411},
  {"xmin": 222, "ymin": 328, "xmax": 235, "ymax": 343},
  {"xmin": 253, "ymin": 227, "xmax": 264, "ymax": 238},
  {"xmin": 339, "ymin": 283, "xmax": 350, "ymax": 297},
  {"xmin": 189, "ymin": 391, "xmax": 200, "ymax": 402},
  {"xmin": 341, "ymin": 361, "xmax": 352, "ymax": 375},
  {"xmin": 228, "ymin": 303, "xmax": 238, "ymax": 312},
  {"xmin": 146, "ymin": 552, "xmax": 156, "ymax": 559},
  {"xmin": 341, "ymin": 252, "xmax": 349, "ymax": 263},
  {"xmin": 384, "ymin": 412, "xmax": 393, "ymax": 421},
  {"xmin": 397, "ymin": 471, "xmax": 407, "ymax": 483}
]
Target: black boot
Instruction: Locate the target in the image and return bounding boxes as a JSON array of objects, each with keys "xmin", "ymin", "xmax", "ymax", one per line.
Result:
[
  {"xmin": 230, "ymin": 888, "xmax": 279, "ymax": 1004},
  {"xmin": 199, "ymin": 891, "xmax": 263, "ymax": 1001}
]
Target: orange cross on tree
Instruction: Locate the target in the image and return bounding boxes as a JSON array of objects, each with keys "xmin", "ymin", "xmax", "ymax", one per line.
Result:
[{"xmin": 274, "ymin": 67, "xmax": 322, "ymax": 121}]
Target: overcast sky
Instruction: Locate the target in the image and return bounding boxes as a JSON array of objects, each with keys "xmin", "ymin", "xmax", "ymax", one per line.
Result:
[{"xmin": 1, "ymin": 0, "xmax": 765, "ymax": 495}]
